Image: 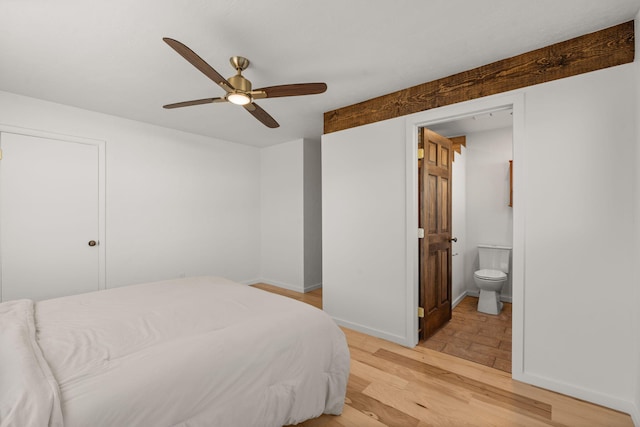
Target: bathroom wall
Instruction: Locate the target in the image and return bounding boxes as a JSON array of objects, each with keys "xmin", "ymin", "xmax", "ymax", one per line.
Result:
[
  {"xmin": 451, "ymin": 145, "xmax": 466, "ymax": 306},
  {"xmin": 463, "ymin": 127, "xmax": 513, "ymax": 300}
]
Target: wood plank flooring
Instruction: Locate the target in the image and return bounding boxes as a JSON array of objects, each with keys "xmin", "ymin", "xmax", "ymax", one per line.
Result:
[
  {"xmin": 420, "ymin": 296, "xmax": 512, "ymax": 373},
  {"xmin": 251, "ymin": 283, "xmax": 633, "ymax": 427}
]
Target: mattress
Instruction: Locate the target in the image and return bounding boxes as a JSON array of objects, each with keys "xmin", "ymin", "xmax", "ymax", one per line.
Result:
[{"xmin": 0, "ymin": 276, "xmax": 349, "ymax": 426}]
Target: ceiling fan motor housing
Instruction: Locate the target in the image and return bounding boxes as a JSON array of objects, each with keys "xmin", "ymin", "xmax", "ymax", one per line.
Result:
[{"xmin": 228, "ymin": 74, "xmax": 251, "ymax": 92}]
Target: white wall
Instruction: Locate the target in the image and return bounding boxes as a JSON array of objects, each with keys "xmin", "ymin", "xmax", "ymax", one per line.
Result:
[
  {"xmin": 0, "ymin": 90, "xmax": 261, "ymax": 288},
  {"xmin": 451, "ymin": 145, "xmax": 466, "ymax": 306},
  {"xmin": 260, "ymin": 139, "xmax": 305, "ymax": 289},
  {"xmin": 303, "ymin": 139, "xmax": 323, "ymax": 288},
  {"xmin": 632, "ymin": 12, "xmax": 640, "ymax": 426},
  {"xmin": 322, "ymin": 63, "xmax": 637, "ymax": 414},
  {"xmin": 464, "ymin": 127, "xmax": 513, "ymax": 300},
  {"xmin": 260, "ymin": 138, "xmax": 323, "ymax": 292},
  {"xmin": 522, "ymin": 67, "xmax": 635, "ymax": 407},
  {"xmin": 323, "ymin": 118, "xmax": 407, "ymax": 343}
]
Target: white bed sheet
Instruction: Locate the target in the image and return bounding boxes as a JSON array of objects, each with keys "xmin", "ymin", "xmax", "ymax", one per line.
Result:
[
  {"xmin": 2, "ymin": 276, "xmax": 349, "ymax": 427},
  {"xmin": 0, "ymin": 300, "xmax": 63, "ymax": 427}
]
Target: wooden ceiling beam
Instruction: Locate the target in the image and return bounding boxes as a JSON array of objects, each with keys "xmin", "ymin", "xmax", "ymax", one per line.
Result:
[{"xmin": 324, "ymin": 21, "xmax": 634, "ymax": 134}]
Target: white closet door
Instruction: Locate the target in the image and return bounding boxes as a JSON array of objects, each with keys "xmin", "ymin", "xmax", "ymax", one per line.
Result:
[{"xmin": 0, "ymin": 132, "xmax": 101, "ymax": 301}]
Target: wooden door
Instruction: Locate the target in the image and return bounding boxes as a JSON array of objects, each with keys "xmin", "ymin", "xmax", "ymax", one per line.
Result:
[
  {"xmin": 418, "ymin": 128, "xmax": 453, "ymax": 340},
  {"xmin": 0, "ymin": 132, "xmax": 101, "ymax": 301}
]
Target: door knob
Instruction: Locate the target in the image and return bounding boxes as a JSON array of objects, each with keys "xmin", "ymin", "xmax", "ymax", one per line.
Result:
[
  {"xmin": 450, "ymin": 237, "xmax": 457, "ymax": 242},
  {"xmin": 88, "ymin": 240, "xmax": 98, "ymax": 247}
]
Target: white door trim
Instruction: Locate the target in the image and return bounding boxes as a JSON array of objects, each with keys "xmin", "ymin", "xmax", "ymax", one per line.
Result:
[
  {"xmin": 0, "ymin": 124, "xmax": 106, "ymax": 293},
  {"xmin": 404, "ymin": 93, "xmax": 525, "ymax": 379}
]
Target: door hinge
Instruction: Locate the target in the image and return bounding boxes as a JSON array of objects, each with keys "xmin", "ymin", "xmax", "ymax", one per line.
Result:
[
  {"xmin": 418, "ymin": 307, "xmax": 425, "ymax": 318},
  {"xmin": 418, "ymin": 228, "xmax": 424, "ymax": 239},
  {"xmin": 417, "ymin": 148, "xmax": 424, "ymax": 160},
  {"xmin": 0, "ymin": 148, "xmax": 3, "ymax": 160}
]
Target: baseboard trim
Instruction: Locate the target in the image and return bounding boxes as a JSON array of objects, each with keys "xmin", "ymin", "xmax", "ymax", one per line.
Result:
[
  {"xmin": 304, "ymin": 282, "xmax": 323, "ymax": 292},
  {"xmin": 251, "ymin": 278, "xmax": 321, "ymax": 294},
  {"xmin": 240, "ymin": 278, "xmax": 262, "ymax": 285},
  {"xmin": 452, "ymin": 291, "xmax": 468, "ymax": 309},
  {"xmin": 330, "ymin": 316, "xmax": 413, "ymax": 347},
  {"xmin": 514, "ymin": 371, "xmax": 637, "ymax": 421},
  {"xmin": 630, "ymin": 402, "xmax": 639, "ymax": 427}
]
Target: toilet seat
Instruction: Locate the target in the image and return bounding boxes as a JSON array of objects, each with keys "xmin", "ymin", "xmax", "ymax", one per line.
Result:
[{"xmin": 474, "ymin": 269, "xmax": 507, "ymax": 281}]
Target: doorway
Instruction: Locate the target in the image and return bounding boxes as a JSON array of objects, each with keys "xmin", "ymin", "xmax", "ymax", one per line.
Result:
[
  {"xmin": 418, "ymin": 111, "xmax": 514, "ymax": 371},
  {"xmin": 405, "ymin": 94, "xmax": 524, "ymax": 377}
]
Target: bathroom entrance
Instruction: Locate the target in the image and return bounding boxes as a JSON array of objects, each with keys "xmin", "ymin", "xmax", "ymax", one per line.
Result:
[{"xmin": 417, "ymin": 108, "xmax": 515, "ymax": 373}]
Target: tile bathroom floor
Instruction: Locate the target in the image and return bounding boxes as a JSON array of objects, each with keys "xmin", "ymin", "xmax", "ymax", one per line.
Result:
[{"xmin": 419, "ymin": 296, "xmax": 512, "ymax": 373}]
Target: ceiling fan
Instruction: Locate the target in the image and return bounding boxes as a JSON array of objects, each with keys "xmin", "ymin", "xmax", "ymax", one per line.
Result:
[{"xmin": 162, "ymin": 38, "xmax": 327, "ymax": 128}]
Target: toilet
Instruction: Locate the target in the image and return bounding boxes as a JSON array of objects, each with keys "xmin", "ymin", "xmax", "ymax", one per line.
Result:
[{"xmin": 474, "ymin": 245, "xmax": 511, "ymax": 315}]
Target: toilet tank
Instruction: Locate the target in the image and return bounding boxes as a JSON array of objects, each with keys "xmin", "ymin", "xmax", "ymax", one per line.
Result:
[{"xmin": 478, "ymin": 245, "xmax": 511, "ymax": 273}]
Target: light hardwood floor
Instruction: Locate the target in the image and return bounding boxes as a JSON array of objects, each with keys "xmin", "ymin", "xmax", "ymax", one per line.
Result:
[{"xmin": 251, "ymin": 283, "xmax": 633, "ymax": 427}]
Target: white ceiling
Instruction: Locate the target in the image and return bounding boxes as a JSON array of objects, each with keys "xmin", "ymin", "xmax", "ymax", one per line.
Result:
[
  {"xmin": 1, "ymin": 0, "xmax": 638, "ymax": 147},
  {"xmin": 428, "ymin": 108, "xmax": 514, "ymax": 137}
]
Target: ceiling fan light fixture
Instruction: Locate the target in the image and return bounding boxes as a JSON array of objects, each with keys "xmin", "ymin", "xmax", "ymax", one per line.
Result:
[
  {"xmin": 227, "ymin": 92, "xmax": 252, "ymax": 105},
  {"xmin": 162, "ymin": 39, "xmax": 327, "ymax": 128}
]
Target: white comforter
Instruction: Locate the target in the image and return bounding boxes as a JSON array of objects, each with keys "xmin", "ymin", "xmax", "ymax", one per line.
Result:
[{"xmin": 0, "ymin": 277, "xmax": 349, "ymax": 427}]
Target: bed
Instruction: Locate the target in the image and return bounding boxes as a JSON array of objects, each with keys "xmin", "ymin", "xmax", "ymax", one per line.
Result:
[{"xmin": 0, "ymin": 276, "xmax": 350, "ymax": 427}]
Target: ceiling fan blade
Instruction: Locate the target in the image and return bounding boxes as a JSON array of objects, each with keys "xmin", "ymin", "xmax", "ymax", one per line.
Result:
[
  {"xmin": 163, "ymin": 38, "xmax": 234, "ymax": 93},
  {"xmin": 253, "ymin": 83, "xmax": 327, "ymax": 98},
  {"xmin": 163, "ymin": 97, "xmax": 225, "ymax": 109},
  {"xmin": 243, "ymin": 103, "xmax": 279, "ymax": 128}
]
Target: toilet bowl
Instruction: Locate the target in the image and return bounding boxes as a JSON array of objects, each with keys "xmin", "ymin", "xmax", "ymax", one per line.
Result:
[
  {"xmin": 474, "ymin": 269, "xmax": 507, "ymax": 315},
  {"xmin": 474, "ymin": 245, "xmax": 511, "ymax": 315}
]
